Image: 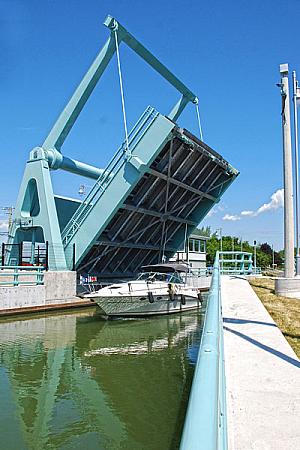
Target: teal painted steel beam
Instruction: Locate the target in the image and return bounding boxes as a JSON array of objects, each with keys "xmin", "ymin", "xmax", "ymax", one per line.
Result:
[
  {"xmin": 168, "ymin": 95, "xmax": 190, "ymax": 122},
  {"xmin": 45, "ymin": 147, "xmax": 109, "ymax": 179},
  {"xmin": 122, "ymin": 203, "xmax": 198, "ymax": 226},
  {"xmin": 42, "ymin": 32, "xmax": 118, "ymax": 151},
  {"xmin": 148, "ymin": 168, "xmax": 217, "ymax": 202},
  {"xmin": 95, "ymin": 240, "xmax": 177, "ymax": 252},
  {"xmin": 59, "ymin": 156, "xmax": 109, "ymax": 180}
]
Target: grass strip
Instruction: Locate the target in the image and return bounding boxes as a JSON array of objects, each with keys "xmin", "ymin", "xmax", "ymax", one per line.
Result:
[{"xmin": 249, "ymin": 277, "xmax": 300, "ymax": 358}]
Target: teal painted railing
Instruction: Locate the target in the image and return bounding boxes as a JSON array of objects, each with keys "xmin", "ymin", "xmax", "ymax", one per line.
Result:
[
  {"xmin": 180, "ymin": 251, "xmax": 227, "ymax": 450},
  {"xmin": 0, "ymin": 266, "xmax": 45, "ymax": 286},
  {"xmin": 219, "ymin": 251, "xmax": 253, "ymax": 275}
]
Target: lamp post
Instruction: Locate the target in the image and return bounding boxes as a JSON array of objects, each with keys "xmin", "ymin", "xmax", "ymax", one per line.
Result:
[
  {"xmin": 279, "ymin": 64, "xmax": 295, "ymax": 278},
  {"xmin": 254, "ymin": 240, "xmax": 257, "ymax": 273},
  {"xmin": 292, "ymin": 70, "xmax": 300, "ymax": 275}
]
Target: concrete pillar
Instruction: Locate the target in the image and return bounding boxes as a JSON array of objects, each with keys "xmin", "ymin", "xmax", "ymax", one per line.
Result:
[{"xmin": 280, "ymin": 64, "xmax": 295, "ymax": 278}]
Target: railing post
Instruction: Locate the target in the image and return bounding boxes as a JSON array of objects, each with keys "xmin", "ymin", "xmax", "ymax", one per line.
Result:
[
  {"xmin": 45, "ymin": 241, "xmax": 49, "ymax": 271},
  {"xmin": 13, "ymin": 267, "xmax": 19, "ymax": 286},
  {"xmin": 72, "ymin": 243, "xmax": 76, "ymax": 271},
  {"xmin": 1, "ymin": 242, "xmax": 4, "ymax": 268},
  {"xmin": 19, "ymin": 241, "xmax": 23, "ymax": 266},
  {"xmin": 36, "ymin": 267, "xmax": 44, "ymax": 285}
]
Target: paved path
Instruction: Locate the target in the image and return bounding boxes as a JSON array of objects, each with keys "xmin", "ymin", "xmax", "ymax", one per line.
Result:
[{"xmin": 221, "ymin": 276, "xmax": 300, "ymax": 450}]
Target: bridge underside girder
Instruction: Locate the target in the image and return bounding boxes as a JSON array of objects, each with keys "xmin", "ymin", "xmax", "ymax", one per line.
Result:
[{"xmin": 77, "ymin": 128, "xmax": 237, "ymax": 280}]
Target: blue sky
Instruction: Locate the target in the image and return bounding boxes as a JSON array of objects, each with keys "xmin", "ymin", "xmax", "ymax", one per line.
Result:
[{"xmin": 0, "ymin": 0, "xmax": 299, "ymax": 249}]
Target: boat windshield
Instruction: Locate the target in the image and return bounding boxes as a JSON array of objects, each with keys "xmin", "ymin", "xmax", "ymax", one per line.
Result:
[{"xmin": 137, "ymin": 272, "xmax": 184, "ymax": 284}]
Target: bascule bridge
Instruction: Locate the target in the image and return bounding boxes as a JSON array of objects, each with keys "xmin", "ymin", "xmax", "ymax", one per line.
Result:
[{"xmin": 7, "ymin": 15, "xmax": 238, "ymax": 281}]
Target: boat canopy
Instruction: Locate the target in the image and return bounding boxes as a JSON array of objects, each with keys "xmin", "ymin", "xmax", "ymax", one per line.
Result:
[{"xmin": 141, "ymin": 263, "xmax": 189, "ymax": 273}]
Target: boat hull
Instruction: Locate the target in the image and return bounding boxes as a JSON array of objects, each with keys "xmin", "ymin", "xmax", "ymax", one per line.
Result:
[{"xmin": 92, "ymin": 294, "xmax": 200, "ymax": 317}]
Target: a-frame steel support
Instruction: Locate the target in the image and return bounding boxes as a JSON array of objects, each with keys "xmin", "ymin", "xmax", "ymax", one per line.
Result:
[{"xmin": 8, "ymin": 15, "xmax": 199, "ymax": 270}]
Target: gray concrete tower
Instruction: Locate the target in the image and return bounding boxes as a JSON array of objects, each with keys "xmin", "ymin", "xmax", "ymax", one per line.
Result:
[{"xmin": 280, "ymin": 63, "xmax": 294, "ymax": 278}]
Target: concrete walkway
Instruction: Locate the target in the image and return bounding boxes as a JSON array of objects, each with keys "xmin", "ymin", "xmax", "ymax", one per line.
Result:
[{"xmin": 221, "ymin": 276, "xmax": 300, "ymax": 450}]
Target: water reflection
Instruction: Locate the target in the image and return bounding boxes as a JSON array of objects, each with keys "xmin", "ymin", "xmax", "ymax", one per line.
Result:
[{"xmin": 0, "ymin": 308, "xmax": 204, "ymax": 450}]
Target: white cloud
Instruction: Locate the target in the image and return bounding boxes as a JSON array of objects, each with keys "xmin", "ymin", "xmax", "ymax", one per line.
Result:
[
  {"xmin": 206, "ymin": 204, "xmax": 225, "ymax": 218},
  {"xmin": 240, "ymin": 210, "xmax": 254, "ymax": 216},
  {"xmin": 218, "ymin": 188, "xmax": 283, "ymax": 225},
  {"xmin": 241, "ymin": 189, "xmax": 284, "ymax": 218},
  {"xmin": 222, "ymin": 214, "xmax": 241, "ymax": 221},
  {"xmin": 0, "ymin": 220, "xmax": 8, "ymax": 230},
  {"xmin": 206, "ymin": 209, "xmax": 215, "ymax": 218}
]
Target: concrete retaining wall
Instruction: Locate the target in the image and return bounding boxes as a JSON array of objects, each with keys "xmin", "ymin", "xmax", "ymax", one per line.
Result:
[
  {"xmin": 0, "ymin": 271, "xmax": 78, "ymax": 311},
  {"xmin": 44, "ymin": 271, "xmax": 77, "ymax": 304}
]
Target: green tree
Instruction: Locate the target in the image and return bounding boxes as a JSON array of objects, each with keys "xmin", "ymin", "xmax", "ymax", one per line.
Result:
[{"xmin": 193, "ymin": 226, "xmax": 211, "ymax": 237}]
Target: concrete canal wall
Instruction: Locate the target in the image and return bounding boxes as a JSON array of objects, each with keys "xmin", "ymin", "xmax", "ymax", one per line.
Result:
[{"xmin": 0, "ymin": 271, "xmax": 92, "ymax": 315}]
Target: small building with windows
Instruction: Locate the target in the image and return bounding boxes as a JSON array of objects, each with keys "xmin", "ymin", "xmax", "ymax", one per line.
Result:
[{"xmin": 170, "ymin": 233, "xmax": 208, "ymax": 269}]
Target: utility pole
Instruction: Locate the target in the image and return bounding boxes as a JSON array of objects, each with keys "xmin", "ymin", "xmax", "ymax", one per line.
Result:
[
  {"xmin": 292, "ymin": 70, "xmax": 300, "ymax": 275},
  {"xmin": 279, "ymin": 64, "xmax": 295, "ymax": 278}
]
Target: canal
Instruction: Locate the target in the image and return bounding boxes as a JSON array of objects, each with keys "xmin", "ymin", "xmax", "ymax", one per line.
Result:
[{"xmin": 0, "ymin": 304, "xmax": 206, "ymax": 450}]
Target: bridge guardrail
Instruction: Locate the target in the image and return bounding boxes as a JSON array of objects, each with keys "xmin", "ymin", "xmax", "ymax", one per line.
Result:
[
  {"xmin": 180, "ymin": 251, "xmax": 227, "ymax": 450},
  {"xmin": 0, "ymin": 266, "xmax": 45, "ymax": 286}
]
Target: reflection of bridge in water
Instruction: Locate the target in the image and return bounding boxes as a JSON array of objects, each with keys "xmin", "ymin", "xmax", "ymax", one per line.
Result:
[{"xmin": 0, "ymin": 308, "xmax": 205, "ymax": 450}]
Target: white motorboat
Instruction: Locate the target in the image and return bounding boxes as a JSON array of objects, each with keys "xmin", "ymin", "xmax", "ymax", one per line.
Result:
[{"xmin": 85, "ymin": 263, "xmax": 203, "ymax": 317}]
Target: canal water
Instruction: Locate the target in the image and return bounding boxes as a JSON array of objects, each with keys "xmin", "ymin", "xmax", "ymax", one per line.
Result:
[{"xmin": 0, "ymin": 306, "xmax": 206, "ymax": 450}]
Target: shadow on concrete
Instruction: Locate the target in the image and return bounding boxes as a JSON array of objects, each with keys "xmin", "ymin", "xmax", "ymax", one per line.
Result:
[
  {"xmin": 224, "ymin": 317, "xmax": 276, "ymax": 328},
  {"xmin": 229, "ymin": 276, "xmax": 247, "ymax": 281},
  {"xmin": 223, "ymin": 326, "xmax": 300, "ymax": 369}
]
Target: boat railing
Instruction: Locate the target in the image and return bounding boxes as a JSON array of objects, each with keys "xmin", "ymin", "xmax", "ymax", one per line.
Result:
[
  {"xmin": 180, "ymin": 251, "xmax": 227, "ymax": 450},
  {"xmin": 188, "ymin": 268, "xmax": 210, "ymax": 277},
  {"xmin": 108, "ymin": 282, "xmax": 183, "ymax": 295}
]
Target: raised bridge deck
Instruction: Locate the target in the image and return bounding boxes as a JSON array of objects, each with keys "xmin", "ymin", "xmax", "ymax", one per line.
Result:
[{"xmin": 69, "ymin": 110, "xmax": 238, "ymax": 280}]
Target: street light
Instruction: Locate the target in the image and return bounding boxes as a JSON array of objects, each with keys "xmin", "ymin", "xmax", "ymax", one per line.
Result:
[
  {"xmin": 253, "ymin": 240, "xmax": 257, "ymax": 273},
  {"xmin": 292, "ymin": 70, "xmax": 300, "ymax": 275},
  {"xmin": 279, "ymin": 63, "xmax": 294, "ymax": 278}
]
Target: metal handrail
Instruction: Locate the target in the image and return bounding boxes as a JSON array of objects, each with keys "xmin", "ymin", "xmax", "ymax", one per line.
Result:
[
  {"xmin": 0, "ymin": 266, "xmax": 45, "ymax": 286},
  {"xmin": 180, "ymin": 251, "xmax": 227, "ymax": 450},
  {"xmin": 61, "ymin": 106, "xmax": 159, "ymax": 247}
]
